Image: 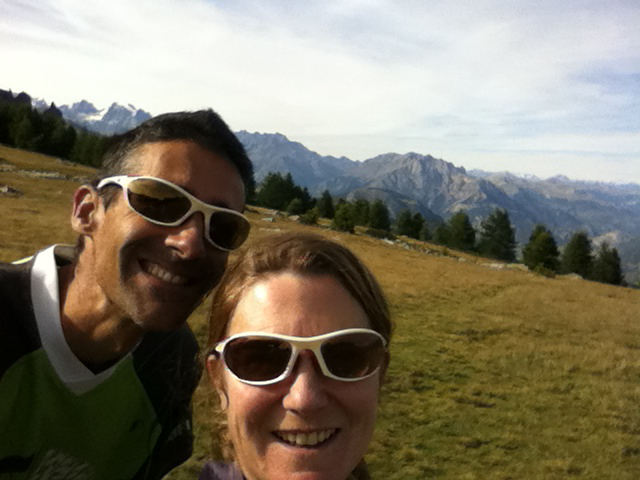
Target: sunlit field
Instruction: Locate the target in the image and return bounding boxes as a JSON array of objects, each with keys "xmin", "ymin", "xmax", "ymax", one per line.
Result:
[{"xmin": 1, "ymin": 145, "xmax": 639, "ymax": 479}]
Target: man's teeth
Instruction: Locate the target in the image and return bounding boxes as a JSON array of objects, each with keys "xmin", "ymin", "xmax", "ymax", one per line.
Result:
[
  {"xmin": 144, "ymin": 262, "xmax": 188, "ymax": 285},
  {"xmin": 276, "ymin": 429, "xmax": 336, "ymax": 447}
]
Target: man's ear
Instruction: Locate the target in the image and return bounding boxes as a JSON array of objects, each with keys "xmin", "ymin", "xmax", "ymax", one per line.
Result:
[{"xmin": 70, "ymin": 185, "xmax": 101, "ymax": 235}]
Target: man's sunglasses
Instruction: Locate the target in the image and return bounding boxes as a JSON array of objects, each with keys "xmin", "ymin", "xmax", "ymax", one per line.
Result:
[
  {"xmin": 210, "ymin": 328, "xmax": 387, "ymax": 386},
  {"xmin": 97, "ymin": 175, "xmax": 250, "ymax": 252}
]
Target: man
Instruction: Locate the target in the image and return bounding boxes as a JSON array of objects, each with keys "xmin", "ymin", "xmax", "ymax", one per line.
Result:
[{"xmin": 0, "ymin": 110, "xmax": 253, "ymax": 479}]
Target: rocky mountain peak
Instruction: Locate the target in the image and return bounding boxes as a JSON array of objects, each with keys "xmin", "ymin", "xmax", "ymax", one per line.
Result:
[
  {"xmin": 67, "ymin": 100, "xmax": 99, "ymax": 116},
  {"xmin": 53, "ymin": 100, "xmax": 152, "ymax": 135}
]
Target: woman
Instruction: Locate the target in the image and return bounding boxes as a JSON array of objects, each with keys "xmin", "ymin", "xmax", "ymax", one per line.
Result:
[{"xmin": 201, "ymin": 232, "xmax": 392, "ymax": 480}]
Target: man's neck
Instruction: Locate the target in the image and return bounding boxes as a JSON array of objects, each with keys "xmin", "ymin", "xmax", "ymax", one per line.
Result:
[{"xmin": 58, "ymin": 263, "xmax": 145, "ymax": 372}]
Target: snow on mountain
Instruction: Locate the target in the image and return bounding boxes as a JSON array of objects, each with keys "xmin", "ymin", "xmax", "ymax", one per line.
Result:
[{"xmin": 33, "ymin": 98, "xmax": 152, "ymax": 135}]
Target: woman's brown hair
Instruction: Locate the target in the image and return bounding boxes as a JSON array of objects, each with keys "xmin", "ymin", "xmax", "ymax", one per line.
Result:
[{"xmin": 207, "ymin": 232, "xmax": 392, "ymax": 348}]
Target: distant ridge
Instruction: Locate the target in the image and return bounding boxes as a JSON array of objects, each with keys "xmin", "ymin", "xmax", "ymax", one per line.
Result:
[
  {"xmin": 26, "ymin": 94, "xmax": 640, "ymax": 282},
  {"xmin": 33, "ymin": 98, "xmax": 152, "ymax": 135},
  {"xmin": 237, "ymin": 131, "xmax": 640, "ymax": 282}
]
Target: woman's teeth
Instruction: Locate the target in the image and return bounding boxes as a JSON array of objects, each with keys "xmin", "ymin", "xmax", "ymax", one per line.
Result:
[{"xmin": 275, "ymin": 429, "xmax": 337, "ymax": 447}]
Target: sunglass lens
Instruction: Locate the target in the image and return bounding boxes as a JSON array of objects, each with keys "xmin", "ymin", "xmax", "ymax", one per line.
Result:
[
  {"xmin": 322, "ymin": 332, "xmax": 385, "ymax": 379},
  {"xmin": 225, "ymin": 338, "xmax": 292, "ymax": 382},
  {"xmin": 127, "ymin": 178, "xmax": 191, "ymax": 223},
  {"xmin": 208, "ymin": 212, "xmax": 251, "ymax": 251}
]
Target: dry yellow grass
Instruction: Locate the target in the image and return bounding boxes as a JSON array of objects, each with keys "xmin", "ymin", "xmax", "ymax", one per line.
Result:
[
  {"xmin": 1, "ymin": 146, "xmax": 639, "ymax": 479},
  {"xmin": 0, "ymin": 145, "xmax": 93, "ymax": 259}
]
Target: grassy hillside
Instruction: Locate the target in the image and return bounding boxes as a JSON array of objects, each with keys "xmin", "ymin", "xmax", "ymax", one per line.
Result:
[{"xmin": 1, "ymin": 145, "xmax": 639, "ymax": 479}]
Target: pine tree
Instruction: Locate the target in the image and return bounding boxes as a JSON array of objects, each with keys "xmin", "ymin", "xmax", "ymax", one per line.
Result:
[
  {"xmin": 70, "ymin": 131, "xmax": 107, "ymax": 167},
  {"xmin": 477, "ymin": 208, "xmax": 516, "ymax": 261},
  {"xmin": 352, "ymin": 199, "xmax": 370, "ymax": 226},
  {"xmin": 0, "ymin": 103, "xmax": 12, "ymax": 144},
  {"xmin": 368, "ymin": 199, "xmax": 391, "ymax": 232},
  {"xmin": 84, "ymin": 134, "xmax": 107, "ymax": 167},
  {"xmin": 14, "ymin": 92, "xmax": 32, "ymax": 105},
  {"xmin": 394, "ymin": 210, "xmax": 415, "ymax": 237},
  {"xmin": 412, "ymin": 213, "xmax": 425, "ymax": 239},
  {"xmin": 331, "ymin": 202, "xmax": 355, "ymax": 233},
  {"xmin": 591, "ymin": 242, "xmax": 623, "ymax": 285},
  {"xmin": 256, "ymin": 172, "xmax": 296, "ymax": 210},
  {"xmin": 419, "ymin": 221, "xmax": 431, "ymax": 241},
  {"xmin": 47, "ymin": 122, "xmax": 77, "ymax": 158},
  {"xmin": 522, "ymin": 224, "xmax": 559, "ymax": 271},
  {"xmin": 298, "ymin": 186, "xmax": 314, "ymax": 213},
  {"xmin": 71, "ymin": 131, "xmax": 90, "ymax": 165},
  {"xmin": 448, "ymin": 211, "xmax": 476, "ymax": 252},
  {"xmin": 91, "ymin": 135, "xmax": 109, "ymax": 167},
  {"xmin": 44, "ymin": 102, "xmax": 63, "ymax": 118},
  {"xmin": 280, "ymin": 173, "xmax": 299, "ymax": 209},
  {"xmin": 11, "ymin": 115, "xmax": 35, "ymax": 150},
  {"xmin": 560, "ymin": 231, "xmax": 593, "ymax": 277},
  {"xmin": 433, "ymin": 223, "xmax": 450, "ymax": 246},
  {"xmin": 315, "ymin": 190, "xmax": 335, "ymax": 219},
  {"xmin": 394, "ymin": 211, "xmax": 424, "ymax": 239}
]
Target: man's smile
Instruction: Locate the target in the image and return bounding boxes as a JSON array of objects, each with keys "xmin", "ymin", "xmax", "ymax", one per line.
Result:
[{"xmin": 141, "ymin": 260, "xmax": 189, "ymax": 285}]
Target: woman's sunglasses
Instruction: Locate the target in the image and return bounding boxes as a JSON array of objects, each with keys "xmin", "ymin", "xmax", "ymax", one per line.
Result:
[
  {"xmin": 210, "ymin": 328, "xmax": 388, "ymax": 386},
  {"xmin": 97, "ymin": 175, "xmax": 250, "ymax": 252}
]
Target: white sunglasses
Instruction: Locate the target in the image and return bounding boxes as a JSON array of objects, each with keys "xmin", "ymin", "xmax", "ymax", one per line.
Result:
[
  {"xmin": 210, "ymin": 328, "xmax": 388, "ymax": 386},
  {"xmin": 97, "ymin": 175, "xmax": 250, "ymax": 252}
]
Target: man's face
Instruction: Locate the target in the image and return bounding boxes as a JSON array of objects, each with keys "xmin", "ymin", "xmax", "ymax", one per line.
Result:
[{"xmin": 86, "ymin": 140, "xmax": 246, "ymax": 331}]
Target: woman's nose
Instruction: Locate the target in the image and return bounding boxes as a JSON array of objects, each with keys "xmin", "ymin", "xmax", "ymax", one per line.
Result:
[{"xmin": 282, "ymin": 351, "xmax": 329, "ymax": 413}]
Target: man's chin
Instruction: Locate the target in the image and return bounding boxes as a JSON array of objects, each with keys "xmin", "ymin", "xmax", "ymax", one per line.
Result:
[
  {"xmin": 129, "ymin": 297, "xmax": 203, "ymax": 333},
  {"xmin": 124, "ymin": 273, "xmax": 213, "ymax": 331}
]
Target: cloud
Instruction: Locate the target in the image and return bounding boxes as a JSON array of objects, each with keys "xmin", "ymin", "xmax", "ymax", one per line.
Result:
[{"xmin": 0, "ymin": 0, "xmax": 638, "ymax": 182}]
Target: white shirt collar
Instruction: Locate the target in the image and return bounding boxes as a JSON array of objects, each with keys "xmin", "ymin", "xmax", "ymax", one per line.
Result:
[{"xmin": 31, "ymin": 245, "xmax": 122, "ymax": 394}]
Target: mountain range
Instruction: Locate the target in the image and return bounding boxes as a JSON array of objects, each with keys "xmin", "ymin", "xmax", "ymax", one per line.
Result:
[
  {"xmin": 33, "ymin": 98, "xmax": 640, "ymax": 282},
  {"xmin": 33, "ymin": 99, "xmax": 152, "ymax": 135},
  {"xmin": 236, "ymin": 131, "xmax": 640, "ymax": 282}
]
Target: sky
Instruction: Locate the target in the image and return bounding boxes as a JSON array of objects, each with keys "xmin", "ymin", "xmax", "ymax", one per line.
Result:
[{"xmin": 1, "ymin": 0, "xmax": 639, "ymax": 183}]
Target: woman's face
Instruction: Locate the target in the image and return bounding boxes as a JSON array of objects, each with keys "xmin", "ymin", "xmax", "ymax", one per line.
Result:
[{"xmin": 213, "ymin": 272, "xmax": 382, "ymax": 480}]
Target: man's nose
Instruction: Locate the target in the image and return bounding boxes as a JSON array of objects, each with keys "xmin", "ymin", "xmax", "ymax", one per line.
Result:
[{"xmin": 164, "ymin": 213, "xmax": 208, "ymax": 258}]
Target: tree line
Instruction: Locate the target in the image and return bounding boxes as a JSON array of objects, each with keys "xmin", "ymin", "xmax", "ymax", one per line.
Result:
[
  {"xmin": 0, "ymin": 89, "xmax": 108, "ymax": 167},
  {"xmin": 255, "ymin": 171, "xmax": 624, "ymax": 286},
  {"xmin": 256, "ymin": 172, "xmax": 428, "ymax": 238}
]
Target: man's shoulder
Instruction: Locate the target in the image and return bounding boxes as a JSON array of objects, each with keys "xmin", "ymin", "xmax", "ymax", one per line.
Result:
[
  {"xmin": 0, "ymin": 245, "xmax": 73, "ymax": 281},
  {"xmin": 0, "ymin": 257, "xmax": 40, "ymax": 378},
  {"xmin": 0, "ymin": 257, "xmax": 35, "ymax": 319},
  {"xmin": 0, "ymin": 256, "xmax": 32, "ymax": 282},
  {"xmin": 0, "ymin": 244, "xmax": 74, "ymax": 319}
]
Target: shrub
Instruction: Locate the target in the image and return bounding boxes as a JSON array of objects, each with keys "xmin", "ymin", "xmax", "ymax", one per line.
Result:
[{"xmin": 298, "ymin": 209, "xmax": 318, "ymax": 225}]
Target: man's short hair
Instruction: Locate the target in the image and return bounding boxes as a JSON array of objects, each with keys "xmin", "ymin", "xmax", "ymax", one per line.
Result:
[
  {"xmin": 76, "ymin": 110, "xmax": 254, "ymax": 254},
  {"xmin": 98, "ymin": 109, "xmax": 253, "ymax": 192}
]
